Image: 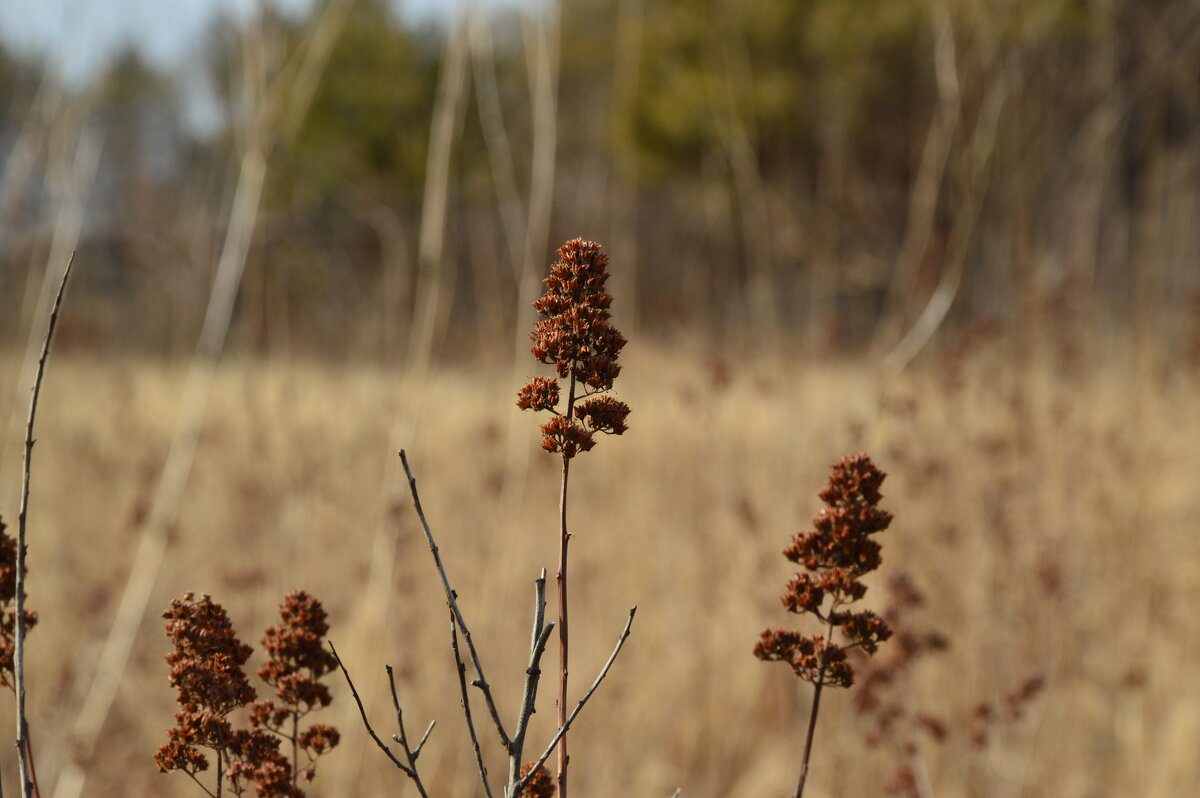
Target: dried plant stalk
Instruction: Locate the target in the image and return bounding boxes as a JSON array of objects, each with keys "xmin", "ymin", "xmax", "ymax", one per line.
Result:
[
  {"xmin": 755, "ymin": 454, "xmax": 895, "ymax": 798},
  {"xmin": 14, "ymin": 252, "xmax": 72, "ymax": 798},
  {"xmin": 517, "ymin": 238, "xmax": 630, "ymax": 798}
]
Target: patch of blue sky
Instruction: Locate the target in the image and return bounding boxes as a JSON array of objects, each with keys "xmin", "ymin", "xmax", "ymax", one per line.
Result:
[{"xmin": 0, "ymin": 0, "xmax": 530, "ymax": 89}]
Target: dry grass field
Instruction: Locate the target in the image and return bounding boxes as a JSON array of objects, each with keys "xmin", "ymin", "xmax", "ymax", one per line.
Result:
[{"xmin": 0, "ymin": 335, "xmax": 1196, "ymax": 797}]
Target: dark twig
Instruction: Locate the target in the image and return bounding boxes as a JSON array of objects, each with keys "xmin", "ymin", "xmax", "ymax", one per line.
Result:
[
  {"xmin": 16, "ymin": 251, "xmax": 73, "ymax": 798},
  {"xmin": 329, "ymin": 642, "xmax": 429, "ymax": 798},
  {"xmin": 385, "ymin": 665, "xmax": 435, "ymax": 760},
  {"xmin": 513, "ymin": 607, "xmax": 637, "ymax": 796},
  {"xmin": 450, "ymin": 614, "xmax": 495, "ymax": 798},
  {"xmin": 399, "ymin": 450, "xmax": 511, "ymax": 747}
]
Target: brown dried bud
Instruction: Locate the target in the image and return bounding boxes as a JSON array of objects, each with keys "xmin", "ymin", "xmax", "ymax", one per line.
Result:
[
  {"xmin": 517, "ymin": 376, "xmax": 561, "ymax": 412},
  {"xmin": 538, "ymin": 415, "xmax": 596, "ymax": 459},
  {"xmin": 575, "ymin": 395, "xmax": 631, "ymax": 436},
  {"xmin": 517, "ymin": 761, "xmax": 556, "ymax": 798}
]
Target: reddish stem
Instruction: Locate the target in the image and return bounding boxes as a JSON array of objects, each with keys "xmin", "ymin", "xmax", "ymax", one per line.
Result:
[
  {"xmin": 556, "ymin": 371, "xmax": 577, "ymax": 798},
  {"xmin": 794, "ymin": 619, "xmax": 837, "ymax": 798}
]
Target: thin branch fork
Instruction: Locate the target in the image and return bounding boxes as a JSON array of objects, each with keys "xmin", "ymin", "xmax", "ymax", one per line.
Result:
[
  {"xmin": 399, "ymin": 450, "xmax": 635, "ymax": 798},
  {"xmin": 512, "ymin": 607, "xmax": 637, "ymax": 797},
  {"xmin": 329, "ymin": 642, "xmax": 431, "ymax": 798},
  {"xmin": 386, "ymin": 665, "xmax": 436, "ymax": 761},
  {"xmin": 16, "ymin": 251, "xmax": 73, "ymax": 798},
  {"xmin": 402, "ymin": 448, "xmax": 558, "ymax": 796}
]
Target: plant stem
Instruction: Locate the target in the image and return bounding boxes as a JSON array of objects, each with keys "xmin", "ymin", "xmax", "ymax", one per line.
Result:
[
  {"xmin": 291, "ymin": 712, "xmax": 299, "ymax": 785},
  {"xmin": 23, "ymin": 737, "xmax": 39, "ymax": 798},
  {"xmin": 556, "ymin": 371, "xmax": 577, "ymax": 798},
  {"xmin": 794, "ymin": 679, "xmax": 824, "ymax": 798},
  {"xmin": 794, "ymin": 618, "xmax": 837, "ymax": 798}
]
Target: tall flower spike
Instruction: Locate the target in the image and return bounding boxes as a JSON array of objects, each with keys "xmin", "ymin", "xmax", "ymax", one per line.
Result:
[
  {"xmin": 156, "ymin": 594, "xmax": 258, "ymax": 784},
  {"xmin": 518, "ymin": 238, "xmax": 630, "ymax": 458},
  {"xmin": 251, "ymin": 591, "xmax": 340, "ymax": 784},
  {"xmin": 518, "ymin": 239, "xmax": 632, "ymax": 798},
  {"xmin": 754, "ymin": 454, "xmax": 895, "ymax": 798}
]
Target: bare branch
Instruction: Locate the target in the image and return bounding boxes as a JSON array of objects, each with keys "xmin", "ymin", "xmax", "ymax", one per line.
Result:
[
  {"xmin": 16, "ymin": 250, "xmax": 73, "ymax": 798},
  {"xmin": 508, "ymin": 571, "xmax": 556, "ymax": 790},
  {"xmin": 386, "ymin": 665, "xmax": 436, "ymax": 764},
  {"xmin": 450, "ymin": 614, "xmax": 495, "ymax": 798},
  {"xmin": 412, "ymin": 720, "xmax": 436, "ymax": 758},
  {"xmin": 399, "ymin": 449, "xmax": 511, "ymax": 747},
  {"xmin": 513, "ymin": 607, "xmax": 637, "ymax": 796},
  {"xmin": 328, "ymin": 642, "xmax": 428, "ymax": 798}
]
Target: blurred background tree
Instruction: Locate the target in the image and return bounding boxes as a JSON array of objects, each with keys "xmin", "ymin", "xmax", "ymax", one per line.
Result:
[{"xmin": 0, "ymin": 0, "xmax": 1196, "ymax": 370}]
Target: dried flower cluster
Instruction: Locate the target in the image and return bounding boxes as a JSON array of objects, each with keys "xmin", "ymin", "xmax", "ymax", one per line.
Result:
[
  {"xmin": 250, "ymin": 591, "xmax": 340, "ymax": 783},
  {"xmin": 0, "ymin": 517, "xmax": 37, "ymax": 691},
  {"xmin": 517, "ymin": 238, "xmax": 630, "ymax": 458},
  {"xmin": 755, "ymin": 454, "xmax": 894, "ymax": 688},
  {"xmin": 517, "ymin": 761, "xmax": 556, "ymax": 798},
  {"xmin": 156, "ymin": 593, "xmax": 336, "ymax": 797}
]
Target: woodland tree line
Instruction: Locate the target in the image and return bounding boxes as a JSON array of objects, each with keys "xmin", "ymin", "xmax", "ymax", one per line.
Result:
[{"xmin": 1, "ymin": 0, "xmax": 1197, "ymax": 366}]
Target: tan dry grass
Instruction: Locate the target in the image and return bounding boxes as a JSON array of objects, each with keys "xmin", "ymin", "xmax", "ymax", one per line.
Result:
[{"xmin": 0, "ymin": 340, "xmax": 1196, "ymax": 797}]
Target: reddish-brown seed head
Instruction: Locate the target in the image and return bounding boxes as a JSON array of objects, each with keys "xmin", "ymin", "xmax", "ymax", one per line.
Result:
[{"xmin": 518, "ymin": 238, "xmax": 630, "ymax": 459}]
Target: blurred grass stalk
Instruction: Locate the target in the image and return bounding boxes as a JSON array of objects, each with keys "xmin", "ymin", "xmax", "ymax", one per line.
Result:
[{"xmin": 47, "ymin": 3, "xmax": 356, "ymax": 795}]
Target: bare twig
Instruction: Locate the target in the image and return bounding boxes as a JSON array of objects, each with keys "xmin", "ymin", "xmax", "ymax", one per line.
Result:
[
  {"xmin": 507, "ymin": 571, "xmax": 555, "ymax": 791},
  {"xmin": 400, "ymin": 450, "xmax": 627, "ymax": 798},
  {"xmin": 328, "ymin": 642, "xmax": 429, "ymax": 798},
  {"xmin": 16, "ymin": 251, "xmax": 73, "ymax": 798},
  {"xmin": 450, "ymin": 614, "xmax": 494, "ymax": 798},
  {"xmin": 398, "ymin": 450, "xmax": 512, "ymax": 748},
  {"xmin": 385, "ymin": 665, "xmax": 435, "ymax": 760},
  {"xmin": 513, "ymin": 607, "xmax": 637, "ymax": 797}
]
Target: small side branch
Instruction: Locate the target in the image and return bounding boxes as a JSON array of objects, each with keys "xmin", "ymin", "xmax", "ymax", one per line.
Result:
[
  {"xmin": 386, "ymin": 665, "xmax": 435, "ymax": 761},
  {"xmin": 329, "ymin": 642, "xmax": 430, "ymax": 798},
  {"xmin": 399, "ymin": 450, "xmax": 511, "ymax": 747},
  {"xmin": 513, "ymin": 607, "xmax": 636, "ymax": 796},
  {"xmin": 16, "ymin": 251, "xmax": 73, "ymax": 798}
]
